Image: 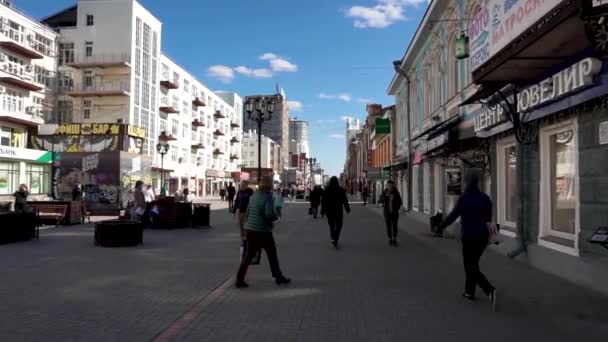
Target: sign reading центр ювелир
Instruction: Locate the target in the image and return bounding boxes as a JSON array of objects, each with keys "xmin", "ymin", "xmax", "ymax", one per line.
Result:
[{"xmin": 468, "ymin": 0, "xmax": 561, "ymax": 71}]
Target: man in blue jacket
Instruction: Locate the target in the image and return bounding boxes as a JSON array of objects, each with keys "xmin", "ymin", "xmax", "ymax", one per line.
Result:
[{"xmin": 438, "ymin": 171, "xmax": 497, "ymax": 310}]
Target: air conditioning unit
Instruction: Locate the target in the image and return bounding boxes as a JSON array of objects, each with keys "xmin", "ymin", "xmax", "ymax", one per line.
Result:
[
  {"xmin": 0, "ymin": 54, "xmax": 5, "ymax": 62},
  {"xmin": 25, "ymin": 65, "xmax": 33, "ymax": 72},
  {"xmin": 0, "ymin": 86, "xmax": 6, "ymax": 93},
  {"xmin": 25, "ymin": 106, "xmax": 34, "ymax": 114}
]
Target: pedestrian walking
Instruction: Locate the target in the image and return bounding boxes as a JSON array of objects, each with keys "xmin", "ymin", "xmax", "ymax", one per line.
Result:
[
  {"xmin": 273, "ymin": 188, "xmax": 284, "ymax": 219},
  {"xmin": 227, "ymin": 183, "xmax": 236, "ymax": 211},
  {"xmin": 437, "ymin": 171, "xmax": 497, "ymax": 310},
  {"xmin": 379, "ymin": 181, "xmax": 403, "ymax": 246},
  {"xmin": 144, "ymin": 185, "xmax": 155, "ymax": 203},
  {"xmin": 236, "ymin": 176, "xmax": 290, "ymax": 288},
  {"xmin": 219, "ymin": 187, "xmax": 226, "ymax": 201},
  {"xmin": 320, "ymin": 176, "xmax": 350, "ymax": 249},
  {"xmin": 13, "ymin": 184, "xmax": 30, "ymax": 213},
  {"xmin": 309, "ymin": 185, "xmax": 323, "ymax": 218},
  {"xmin": 72, "ymin": 183, "xmax": 83, "ymax": 201},
  {"xmin": 131, "ymin": 181, "xmax": 146, "ymax": 223},
  {"xmin": 182, "ymin": 187, "xmax": 189, "ymax": 202},
  {"xmin": 361, "ymin": 186, "xmax": 369, "ymax": 205}
]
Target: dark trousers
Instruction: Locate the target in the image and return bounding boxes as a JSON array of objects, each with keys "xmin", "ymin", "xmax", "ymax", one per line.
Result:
[
  {"xmin": 228, "ymin": 197, "xmax": 234, "ymax": 210},
  {"xmin": 327, "ymin": 214, "xmax": 344, "ymax": 242},
  {"xmin": 385, "ymin": 212, "xmax": 399, "ymax": 240},
  {"xmin": 462, "ymin": 237, "xmax": 494, "ymax": 296},
  {"xmin": 237, "ymin": 230, "xmax": 283, "ymax": 282}
]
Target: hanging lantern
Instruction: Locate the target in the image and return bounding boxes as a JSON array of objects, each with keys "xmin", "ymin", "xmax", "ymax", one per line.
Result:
[{"xmin": 454, "ymin": 32, "xmax": 470, "ymax": 59}]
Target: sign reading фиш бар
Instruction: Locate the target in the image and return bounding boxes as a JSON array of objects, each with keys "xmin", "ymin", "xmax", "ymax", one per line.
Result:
[{"xmin": 375, "ymin": 118, "xmax": 391, "ymax": 134}]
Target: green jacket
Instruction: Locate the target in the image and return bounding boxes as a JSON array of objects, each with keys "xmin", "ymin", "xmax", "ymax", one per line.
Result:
[{"xmin": 245, "ymin": 191, "xmax": 277, "ymax": 232}]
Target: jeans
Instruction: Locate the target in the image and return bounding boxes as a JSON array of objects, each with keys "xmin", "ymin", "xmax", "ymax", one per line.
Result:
[
  {"xmin": 228, "ymin": 197, "xmax": 235, "ymax": 210},
  {"xmin": 327, "ymin": 214, "xmax": 344, "ymax": 242},
  {"xmin": 385, "ymin": 212, "xmax": 399, "ymax": 240},
  {"xmin": 237, "ymin": 230, "xmax": 284, "ymax": 282},
  {"xmin": 462, "ymin": 237, "xmax": 494, "ymax": 296}
]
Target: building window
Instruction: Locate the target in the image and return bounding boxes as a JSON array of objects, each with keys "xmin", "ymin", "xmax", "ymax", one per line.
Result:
[
  {"xmin": 83, "ymin": 70, "xmax": 93, "ymax": 88},
  {"xmin": 135, "ymin": 18, "xmax": 142, "ymax": 47},
  {"xmin": 56, "ymin": 100, "xmax": 73, "ymax": 124},
  {"xmin": 497, "ymin": 138, "xmax": 518, "ymax": 233},
  {"xmin": 1, "ymin": 89, "xmax": 24, "ymax": 113},
  {"xmin": 86, "ymin": 14, "xmax": 94, "ymax": 26},
  {"xmin": 182, "ymin": 123, "xmax": 188, "ymax": 138},
  {"xmin": 170, "ymin": 146, "xmax": 178, "ymax": 162},
  {"xmin": 26, "ymin": 164, "xmax": 49, "ymax": 194},
  {"xmin": 160, "ymin": 119, "xmax": 167, "ymax": 133},
  {"xmin": 423, "ymin": 161, "xmax": 431, "ymax": 213},
  {"xmin": 85, "ymin": 41, "xmax": 93, "ymax": 57},
  {"xmin": 539, "ymin": 120, "xmax": 579, "ymax": 255},
  {"xmin": 412, "ymin": 164, "xmax": 420, "ymax": 211},
  {"xmin": 143, "ymin": 24, "xmax": 151, "ymax": 54},
  {"xmin": 58, "ymin": 42, "xmax": 74, "ymax": 66},
  {"xmin": 0, "ymin": 161, "xmax": 18, "ymax": 195},
  {"xmin": 83, "ymin": 100, "xmax": 92, "ymax": 119}
]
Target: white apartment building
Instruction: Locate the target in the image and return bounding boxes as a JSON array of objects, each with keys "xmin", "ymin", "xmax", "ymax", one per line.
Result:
[
  {"xmin": 241, "ymin": 130, "xmax": 281, "ymax": 180},
  {"xmin": 0, "ymin": 1, "xmax": 58, "ymax": 202},
  {"xmin": 42, "ymin": 0, "xmax": 243, "ymax": 197}
]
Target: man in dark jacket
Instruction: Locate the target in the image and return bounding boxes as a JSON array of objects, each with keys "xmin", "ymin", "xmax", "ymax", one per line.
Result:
[
  {"xmin": 438, "ymin": 171, "xmax": 496, "ymax": 309},
  {"xmin": 233, "ymin": 181, "xmax": 254, "ymax": 242},
  {"xmin": 227, "ymin": 183, "xmax": 236, "ymax": 211},
  {"xmin": 380, "ymin": 180, "xmax": 403, "ymax": 246},
  {"xmin": 309, "ymin": 185, "xmax": 323, "ymax": 218},
  {"xmin": 321, "ymin": 177, "xmax": 350, "ymax": 249}
]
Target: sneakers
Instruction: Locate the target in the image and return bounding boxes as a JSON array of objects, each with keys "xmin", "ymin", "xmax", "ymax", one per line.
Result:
[
  {"xmin": 235, "ymin": 280, "xmax": 249, "ymax": 288},
  {"xmin": 275, "ymin": 276, "xmax": 291, "ymax": 285},
  {"xmin": 462, "ymin": 292, "xmax": 476, "ymax": 301}
]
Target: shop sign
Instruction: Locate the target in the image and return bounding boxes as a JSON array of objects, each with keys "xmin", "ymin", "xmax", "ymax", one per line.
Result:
[
  {"xmin": 594, "ymin": 0, "xmax": 608, "ymax": 7},
  {"xmin": 51, "ymin": 123, "xmax": 121, "ymax": 135},
  {"xmin": 469, "ymin": 0, "xmax": 561, "ymax": 71},
  {"xmin": 206, "ymin": 169, "xmax": 222, "ymax": 178},
  {"xmin": 0, "ymin": 146, "xmax": 52, "ymax": 163},
  {"xmin": 473, "ymin": 58, "xmax": 602, "ymax": 133},
  {"xmin": 375, "ymin": 118, "xmax": 391, "ymax": 134},
  {"xmin": 127, "ymin": 125, "xmax": 146, "ymax": 139},
  {"xmin": 426, "ymin": 132, "xmax": 449, "ymax": 152}
]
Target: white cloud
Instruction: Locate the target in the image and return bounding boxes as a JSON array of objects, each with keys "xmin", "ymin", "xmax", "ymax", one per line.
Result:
[
  {"xmin": 234, "ymin": 66, "xmax": 273, "ymax": 78},
  {"xmin": 287, "ymin": 100, "xmax": 303, "ymax": 112},
  {"xmin": 207, "ymin": 65, "xmax": 235, "ymax": 83},
  {"xmin": 260, "ymin": 52, "xmax": 298, "ymax": 72},
  {"xmin": 319, "ymin": 93, "xmax": 352, "ymax": 102},
  {"xmin": 357, "ymin": 98, "xmax": 373, "ymax": 103},
  {"xmin": 346, "ymin": 0, "xmax": 428, "ymax": 29},
  {"xmin": 330, "ymin": 134, "xmax": 345, "ymax": 139}
]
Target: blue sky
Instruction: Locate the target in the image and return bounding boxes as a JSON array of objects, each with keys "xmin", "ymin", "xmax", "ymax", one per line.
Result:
[{"xmin": 14, "ymin": 0, "xmax": 428, "ymax": 176}]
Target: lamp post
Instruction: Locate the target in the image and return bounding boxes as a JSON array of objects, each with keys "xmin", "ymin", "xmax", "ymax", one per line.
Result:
[
  {"xmin": 245, "ymin": 96, "xmax": 275, "ymax": 185},
  {"xmin": 306, "ymin": 157, "xmax": 316, "ymax": 188},
  {"xmin": 156, "ymin": 142, "xmax": 170, "ymax": 196}
]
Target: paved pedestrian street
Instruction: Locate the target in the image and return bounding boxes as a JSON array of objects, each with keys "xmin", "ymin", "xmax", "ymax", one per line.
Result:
[{"xmin": 1, "ymin": 202, "xmax": 608, "ymax": 342}]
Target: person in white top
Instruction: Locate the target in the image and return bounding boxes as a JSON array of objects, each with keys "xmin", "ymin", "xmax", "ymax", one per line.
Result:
[{"xmin": 144, "ymin": 185, "xmax": 155, "ymax": 203}]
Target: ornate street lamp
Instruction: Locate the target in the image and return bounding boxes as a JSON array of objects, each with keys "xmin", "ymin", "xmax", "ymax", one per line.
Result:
[
  {"xmin": 245, "ymin": 96, "xmax": 276, "ymax": 184},
  {"xmin": 156, "ymin": 142, "xmax": 170, "ymax": 196},
  {"xmin": 306, "ymin": 157, "xmax": 316, "ymax": 188}
]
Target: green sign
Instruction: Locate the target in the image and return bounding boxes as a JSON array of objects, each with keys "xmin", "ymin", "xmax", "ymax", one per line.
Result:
[{"xmin": 375, "ymin": 118, "xmax": 391, "ymax": 134}]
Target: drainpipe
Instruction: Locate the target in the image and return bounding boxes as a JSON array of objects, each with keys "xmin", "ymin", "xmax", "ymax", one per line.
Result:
[{"xmin": 393, "ymin": 61, "xmax": 413, "ymax": 211}]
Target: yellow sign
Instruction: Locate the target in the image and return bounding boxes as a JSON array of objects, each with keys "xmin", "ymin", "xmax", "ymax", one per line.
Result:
[
  {"xmin": 127, "ymin": 125, "xmax": 146, "ymax": 139},
  {"xmin": 55, "ymin": 124, "xmax": 120, "ymax": 135}
]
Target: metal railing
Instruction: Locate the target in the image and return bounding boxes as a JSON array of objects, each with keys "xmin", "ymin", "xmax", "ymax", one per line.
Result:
[
  {"xmin": 0, "ymin": 27, "xmax": 54, "ymax": 57},
  {"xmin": 61, "ymin": 80, "xmax": 131, "ymax": 93},
  {"xmin": 64, "ymin": 53, "xmax": 131, "ymax": 66}
]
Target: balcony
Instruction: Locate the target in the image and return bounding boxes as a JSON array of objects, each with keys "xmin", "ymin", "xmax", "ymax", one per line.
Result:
[
  {"xmin": 213, "ymin": 129, "xmax": 224, "ymax": 136},
  {"xmin": 158, "ymin": 131, "xmax": 177, "ymax": 141},
  {"xmin": 159, "ymin": 97, "xmax": 179, "ymax": 114},
  {"xmin": 192, "ymin": 119, "xmax": 205, "ymax": 127},
  {"xmin": 213, "ymin": 110, "xmax": 226, "ymax": 119},
  {"xmin": 65, "ymin": 53, "xmax": 131, "ymax": 69},
  {"xmin": 213, "ymin": 148, "xmax": 224, "ymax": 155},
  {"xmin": 62, "ymin": 80, "xmax": 130, "ymax": 97},
  {"xmin": 191, "ymin": 142, "xmax": 205, "ymax": 150},
  {"xmin": 192, "ymin": 97, "xmax": 205, "ymax": 107},
  {"xmin": 230, "ymin": 136, "xmax": 240, "ymax": 144},
  {"xmin": 0, "ymin": 107, "xmax": 45, "ymax": 127},
  {"xmin": 160, "ymin": 73, "xmax": 179, "ymax": 89},
  {"xmin": 230, "ymin": 121, "xmax": 240, "ymax": 128},
  {"xmin": 230, "ymin": 154, "xmax": 238, "ymax": 161},
  {"xmin": 0, "ymin": 28, "xmax": 44, "ymax": 59}
]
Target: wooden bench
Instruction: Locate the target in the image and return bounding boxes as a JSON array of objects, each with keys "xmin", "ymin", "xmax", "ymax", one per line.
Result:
[{"xmin": 28, "ymin": 203, "xmax": 68, "ymax": 227}]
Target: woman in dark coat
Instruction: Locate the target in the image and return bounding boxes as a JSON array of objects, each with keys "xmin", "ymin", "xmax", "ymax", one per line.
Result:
[
  {"xmin": 379, "ymin": 180, "xmax": 402, "ymax": 246},
  {"xmin": 13, "ymin": 184, "xmax": 29, "ymax": 213},
  {"xmin": 321, "ymin": 177, "xmax": 350, "ymax": 249}
]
